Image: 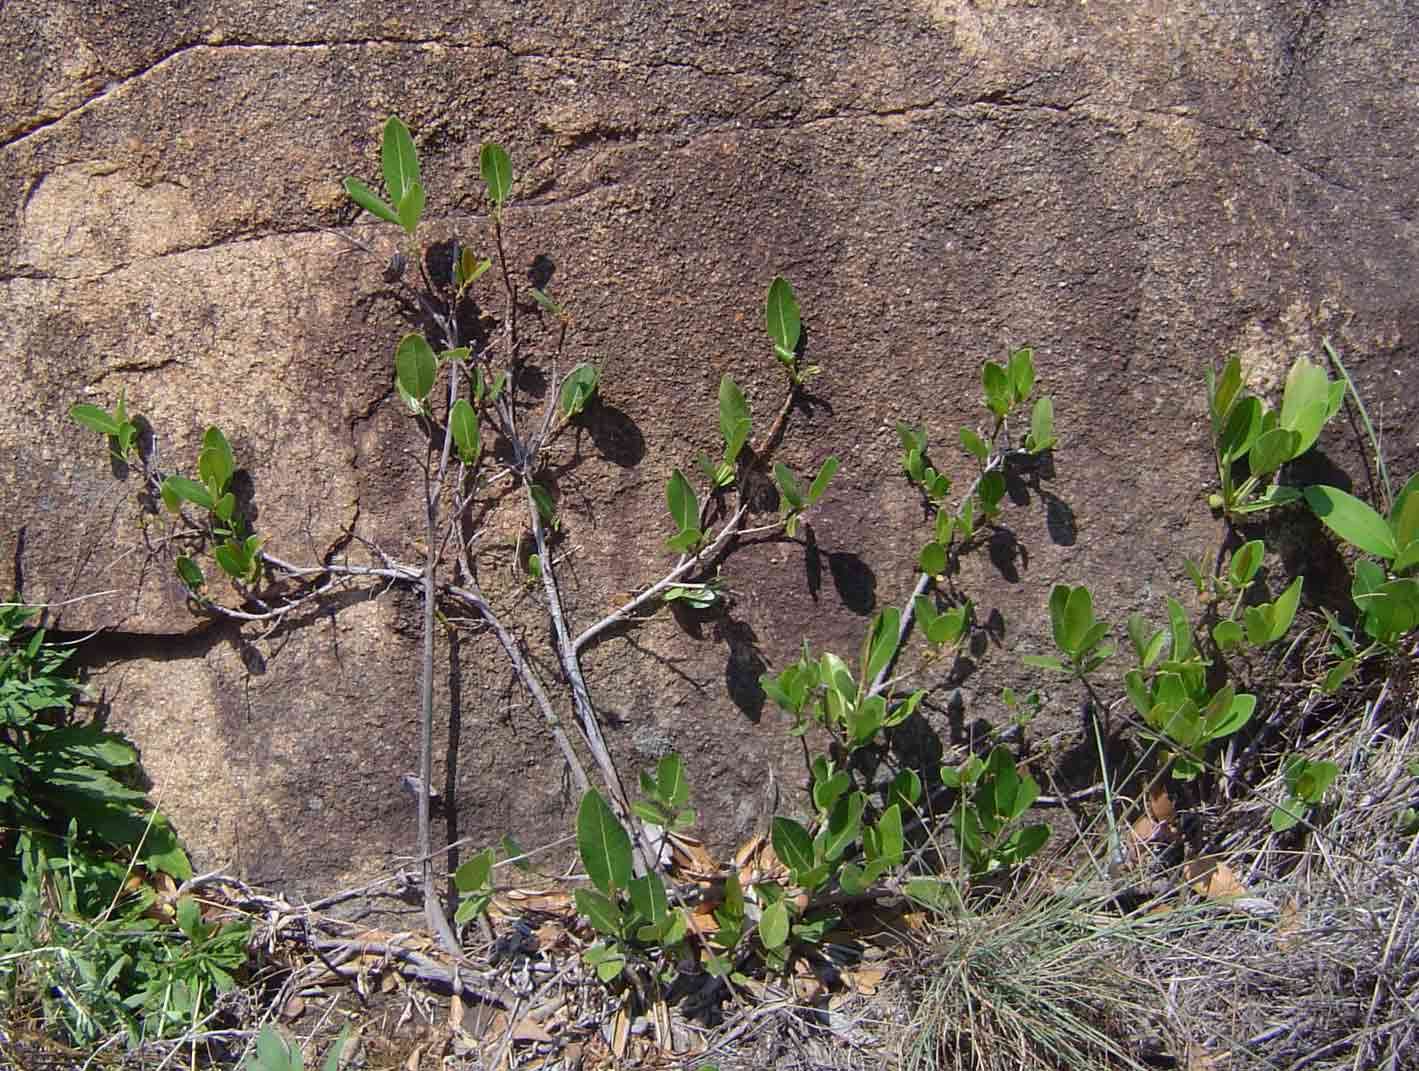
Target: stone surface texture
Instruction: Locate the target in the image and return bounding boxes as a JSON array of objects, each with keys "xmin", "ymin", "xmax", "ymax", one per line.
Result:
[{"xmin": 2, "ymin": 0, "xmax": 1416, "ymax": 900}]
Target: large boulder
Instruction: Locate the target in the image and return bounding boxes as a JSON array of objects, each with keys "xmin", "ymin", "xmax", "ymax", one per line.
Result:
[{"xmin": 3, "ymin": 0, "xmax": 1415, "ymax": 900}]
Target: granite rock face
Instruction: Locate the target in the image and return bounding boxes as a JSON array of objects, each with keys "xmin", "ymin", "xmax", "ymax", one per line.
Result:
[{"xmin": 3, "ymin": 1, "xmax": 1415, "ymax": 899}]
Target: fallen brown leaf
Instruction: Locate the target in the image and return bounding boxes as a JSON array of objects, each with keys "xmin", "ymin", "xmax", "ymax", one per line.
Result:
[{"xmin": 1185, "ymin": 858, "xmax": 1247, "ymax": 900}]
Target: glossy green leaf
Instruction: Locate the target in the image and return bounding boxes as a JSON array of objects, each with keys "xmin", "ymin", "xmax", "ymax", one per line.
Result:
[
  {"xmin": 530, "ymin": 484, "xmax": 556, "ymax": 528},
  {"xmin": 873, "ymin": 803, "xmax": 904, "ymax": 866},
  {"xmin": 175, "ymin": 556, "xmax": 205, "ymax": 591},
  {"xmin": 1026, "ymin": 395, "xmax": 1056, "ymax": 452},
  {"xmin": 759, "ymin": 899, "xmax": 790, "ymax": 950},
  {"xmin": 919, "ymin": 540, "xmax": 947, "ymax": 577},
  {"xmin": 70, "ymin": 403, "xmax": 121, "ymax": 437},
  {"xmin": 162, "ymin": 475, "xmax": 214, "ymax": 513},
  {"xmin": 773, "ymin": 462, "xmax": 805, "ymax": 511},
  {"xmin": 718, "ymin": 375, "xmax": 752, "ymax": 467},
  {"xmin": 982, "ymin": 361, "xmax": 1011, "ymax": 418},
  {"xmin": 1217, "ymin": 394, "xmax": 1263, "ymax": 464},
  {"xmin": 1209, "ymin": 356, "xmax": 1243, "ymax": 432},
  {"xmin": 1304, "ymin": 485, "xmax": 1397, "ymax": 559},
  {"xmin": 808, "ymin": 456, "xmax": 839, "ymax": 505},
  {"xmin": 395, "ymin": 333, "xmax": 437, "ymax": 403},
  {"xmin": 576, "ymin": 789, "xmax": 633, "ymax": 895},
  {"xmin": 575, "ymin": 889, "xmax": 624, "ymax": 936},
  {"xmin": 863, "ymin": 606, "xmax": 901, "ymax": 686},
  {"xmin": 397, "ymin": 181, "xmax": 425, "ymax": 235},
  {"xmin": 765, "ymin": 276, "xmax": 801, "ymax": 356},
  {"xmin": 667, "ymin": 468, "xmax": 698, "ymax": 533},
  {"xmin": 454, "ymin": 848, "xmax": 495, "ymax": 892},
  {"xmin": 904, "ymin": 877, "xmax": 962, "ymax": 914},
  {"xmin": 1279, "ymin": 355, "xmax": 1341, "ymax": 454},
  {"xmin": 817, "ymin": 790, "xmax": 865, "ymax": 862},
  {"xmin": 1212, "ymin": 619, "xmax": 1244, "ymax": 652},
  {"xmin": 558, "ymin": 363, "xmax": 599, "ymax": 419},
  {"xmin": 1228, "ymin": 540, "xmax": 1265, "ymax": 588},
  {"xmin": 381, "ymin": 116, "xmax": 420, "ymax": 208},
  {"xmin": 628, "ymin": 872, "xmax": 669, "ymax": 925},
  {"xmin": 890, "ymin": 769, "xmax": 922, "ymax": 811},
  {"xmin": 977, "ymin": 470, "xmax": 1006, "ymax": 515},
  {"xmin": 449, "ymin": 398, "xmax": 480, "ymax": 463},
  {"xmin": 1007, "ymin": 346, "xmax": 1035, "ymax": 402},
  {"xmin": 655, "ymin": 752, "xmax": 689, "ymax": 808},
  {"xmin": 771, "ymin": 816, "xmax": 816, "ymax": 874},
  {"xmin": 199, "ymin": 426, "xmax": 235, "ymax": 494},
  {"xmin": 1061, "ymin": 585, "xmax": 1095, "ymax": 657},
  {"xmin": 1248, "ymin": 426, "xmax": 1302, "ymax": 476},
  {"xmin": 959, "ymin": 426, "xmax": 988, "ymax": 462},
  {"xmin": 480, "ymin": 142, "xmax": 513, "ymax": 206},
  {"xmin": 342, "ymin": 177, "xmax": 400, "ymax": 225}
]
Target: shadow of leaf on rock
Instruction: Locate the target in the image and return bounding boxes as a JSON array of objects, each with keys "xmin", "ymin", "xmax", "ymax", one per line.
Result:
[
  {"xmin": 580, "ymin": 399, "xmax": 646, "ymax": 468},
  {"xmin": 717, "ymin": 617, "xmax": 767, "ymax": 723},
  {"xmin": 828, "ymin": 551, "xmax": 876, "ymax": 615}
]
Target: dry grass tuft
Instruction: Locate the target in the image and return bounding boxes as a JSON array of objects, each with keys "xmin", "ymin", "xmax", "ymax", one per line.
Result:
[{"xmin": 1141, "ymin": 716, "xmax": 1418, "ymax": 1069}]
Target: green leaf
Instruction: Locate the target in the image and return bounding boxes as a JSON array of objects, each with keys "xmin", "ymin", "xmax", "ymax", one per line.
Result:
[
  {"xmin": 176, "ymin": 556, "xmax": 205, "ymax": 591},
  {"xmin": 771, "ymin": 816, "xmax": 816, "ymax": 874},
  {"xmin": 1267, "ymin": 575, "xmax": 1304, "ymax": 643},
  {"xmin": 1217, "ymin": 393, "xmax": 1263, "ymax": 465},
  {"xmin": 959, "ymin": 426, "xmax": 989, "ymax": 462},
  {"xmin": 1061, "ymin": 585, "xmax": 1096, "ymax": 657},
  {"xmin": 977, "ymin": 470, "xmax": 1006, "ymax": 515},
  {"xmin": 863, "ymin": 607, "xmax": 901, "ymax": 686},
  {"xmin": 381, "ymin": 116, "xmax": 420, "ymax": 209},
  {"xmin": 70, "ymin": 403, "xmax": 121, "ymax": 437},
  {"xmin": 890, "ymin": 769, "xmax": 922, "ymax": 810},
  {"xmin": 254, "ymin": 1025, "xmax": 299, "ymax": 1071},
  {"xmin": 558, "ymin": 363, "xmax": 599, "ymax": 419},
  {"xmin": 342, "ymin": 177, "xmax": 400, "ymax": 225},
  {"xmin": 1212, "ymin": 619, "xmax": 1244, "ymax": 652},
  {"xmin": 575, "ymin": 889, "xmax": 624, "ymax": 936},
  {"xmin": 896, "ymin": 422, "xmax": 927, "ymax": 455},
  {"xmin": 816, "ymin": 791, "xmax": 865, "ymax": 862},
  {"xmin": 454, "ymin": 848, "xmax": 495, "ymax": 893},
  {"xmin": 759, "ymin": 899, "xmax": 791, "ymax": 950},
  {"xmin": 1304, "ymin": 485, "xmax": 1398, "ymax": 559},
  {"xmin": 872, "ymin": 803, "xmax": 904, "ymax": 866},
  {"xmin": 981, "ymin": 361, "xmax": 1012, "ymax": 418},
  {"xmin": 1022, "ymin": 654, "xmax": 1067, "ymax": 672},
  {"xmin": 576, "ymin": 790, "xmax": 633, "ymax": 895},
  {"xmin": 765, "ymin": 276, "xmax": 801, "ymax": 356},
  {"xmin": 529, "ymin": 484, "xmax": 556, "ymax": 529},
  {"xmin": 480, "ymin": 142, "xmax": 513, "ymax": 207},
  {"xmin": 449, "ymin": 399, "xmax": 480, "ymax": 463},
  {"xmin": 199, "ymin": 426, "xmax": 235, "ymax": 494},
  {"xmin": 1279, "ymin": 355, "xmax": 1340, "ymax": 455},
  {"xmin": 665, "ymin": 529, "xmax": 703, "ymax": 554},
  {"xmin": 395, "ymin": 333, "xmax": 437, "ymax": 403},
  {"xmin": 655, "ymin": 753, "xmax": 689, "ymax": 808},
  {"xmin": 162, "ymin": 475, "xmax": 214, "ymax": 513},
  {"xmin": 1248, "ymin": 426, "xmax": 1302, "ymax": 476},
  {"xmin": 1007, "ymin": 346, "xmax": 1035, "ymax": 402},
  {"xmin": 1026, "ymin": 396, "xmax": 1056, "ymax": 452},
  {"xmin": 773, "ymin": 462, "xmax": 805, "ymax": 511},
  {"xmin": 526, "ymin": 288, "xmax": 558, "ymax": 316},
  {"xmin": 1270, "ymin": 802, "xmax": 1303, "ymax": 832},
  {"xmin": 1229, "ymin": 540, "xmax": 1265, "ymax": 588},
  {"xmin": 919, "ymin": 541, "xmax": 947, "ymax": 577},
  {"xmin": 628, "ymin": 872, "xmax": 669, "ymax": 926},
  {"xmin": 213, "ymin": 540, "xmax": 253, "ymax": 581},
  {"xmin": 718, "ymin": 375, "xmax": 751, "ymax": 466},
  {"xmin": 397, "ymin": 181, "xmax": 425, "ymax": 235},
  {"xmin": 667, "ymin": 468, "xmax": 699, "ymax": 534},
  {"xmin": 904, "ymin": 877, "xmax": 961, "ymax": 914},
  {"xmin": 808, "ymin": 456, "xmax": 839, "ymax": 505}
]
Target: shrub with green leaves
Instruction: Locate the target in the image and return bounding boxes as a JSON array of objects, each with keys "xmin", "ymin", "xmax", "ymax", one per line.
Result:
[
  {"xmin": 0, "ymin": 604, "xmax": 190, "ymax": 884},
  {"xmin": 1206, "ymin": 352, "xmax": 1344, "ymax": 517}
]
